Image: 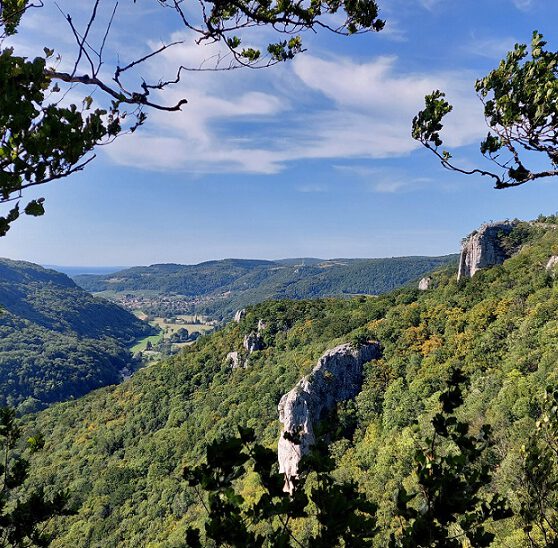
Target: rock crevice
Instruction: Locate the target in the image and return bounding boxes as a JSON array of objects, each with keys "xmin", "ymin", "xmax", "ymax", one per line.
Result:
[
  {"xmin": 243, "ymin": 331, "xmax": 264, "ymax": 353},
  {"xmin": 233, "ymin": 309, "xmax": 246, "ymax": 323},
  {"xmin": 277, "ymin": 342, "xmax": 381, "ymax": 492}
]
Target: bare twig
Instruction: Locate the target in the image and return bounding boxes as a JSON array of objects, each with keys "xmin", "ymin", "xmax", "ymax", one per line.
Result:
[
  {"xmin": 71, "ymin": 0, "xmax": 101, "ymax": 77},
  {"xmin": 97, "ymin": 1, "xmax": 119, "ymax": 76},
  {"xmin": 47, "ymin": 70, "xmax": 188, "ymax": 111}
]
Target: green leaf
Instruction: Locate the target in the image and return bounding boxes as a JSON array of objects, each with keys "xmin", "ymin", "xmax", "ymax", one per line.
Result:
[{"xmin": 24, "ymin": 198, "xmax": 45, "ymax": 217}]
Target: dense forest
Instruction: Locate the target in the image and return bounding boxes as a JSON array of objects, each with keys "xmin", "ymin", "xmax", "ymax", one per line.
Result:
[
  {"xmin": 74, "ymin": 255, "xmax": 457, "ymax": 318},
  {"xmin": 0, "ymin": 259, "xmax": 155, "ymax": 411},
  {"xmin": 16, "ymin": 221, "xmax": 558, "ymax": 545}
]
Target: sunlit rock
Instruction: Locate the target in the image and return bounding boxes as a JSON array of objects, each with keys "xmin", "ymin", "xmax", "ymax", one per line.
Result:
[
  {"xmin": 457, "ymin": 221, "xmax": 516, "ymax": 281},
  {"xmin": 277, "ymin": 342, "xmax": 381, "ymax": 493}
]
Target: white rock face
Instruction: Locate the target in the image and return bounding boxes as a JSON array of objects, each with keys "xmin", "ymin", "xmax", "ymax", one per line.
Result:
[
  {"xmin": 418, "ymin": 276, "xmax": 432, "ymax": 291},
  {"xmin": 227, "ymin": 324, "xmax": 265, "ymax": 369},
  {"xmin": 243, "ymin": 332, "xmax": 264, "ymax": 353},
  {"xmin": 457, "ymin": 222, "xmax": 516, "ymax": 281},
  {"xmin": 546, "ymin": 256, "xmax": 558, "ymax": 271},
  {"xmin": 277, "ymin": 342, "xmax": 381, "ymax": 492},
  {"xmin": 234, "ymin": 309, "xmax": 246, "ymax": 323},
  {"xmin": 226, "ymin": 351, "xmax": 241, "ymax": 369},
  {"xmin": 257, "ymin": 319, "xmax": 267, "ymax": 333}
]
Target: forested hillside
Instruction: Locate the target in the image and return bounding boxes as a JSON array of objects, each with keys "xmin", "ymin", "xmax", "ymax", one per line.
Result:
[
  {"xmin": 20, "ymin": 221, "xmax": 558, "ymax": 546},
  {"xmin": 74, "ymin": 255, "xmax": 457, "ymax": 318},
  {"xmin": 0, "ymin": 259, "xmax": 154, "ymax": 411}
]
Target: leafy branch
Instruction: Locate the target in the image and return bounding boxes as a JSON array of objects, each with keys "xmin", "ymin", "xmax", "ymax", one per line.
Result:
[{"xmin": 413, "ymin": 31, "xmax": 558, "ymax": 189}]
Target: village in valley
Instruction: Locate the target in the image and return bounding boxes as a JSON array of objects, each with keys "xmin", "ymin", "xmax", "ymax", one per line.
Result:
[
  {"xmin": 101, "ymin": 291, "xmax": 220, "ymax": 362},
  {"xmin": 131, "ymin": 311, "xmax": 218, "ymax": 362}
]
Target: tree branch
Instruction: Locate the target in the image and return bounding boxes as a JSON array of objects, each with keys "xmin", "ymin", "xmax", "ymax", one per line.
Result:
[{"xmin": 46, "ymin": 70, "xmax": 188, "ymax": 111}]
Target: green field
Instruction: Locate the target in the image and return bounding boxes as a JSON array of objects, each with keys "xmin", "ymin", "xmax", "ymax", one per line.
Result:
[
  {"xmin": 151, "ymin": 316, "xmax": 214, "ymax": 334},
  {"xmin": 130, "ymin": 316, "xmax": 213, "ymax": 355},
  {"xmin": 130, "ymin": 332, "xmax": 163, "ymax": 353}
]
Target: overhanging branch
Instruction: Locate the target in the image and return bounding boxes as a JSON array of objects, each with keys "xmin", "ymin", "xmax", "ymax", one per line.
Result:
[{"xmin": 46, "ymin": 70, "xmax": 188, "ymax": 111}]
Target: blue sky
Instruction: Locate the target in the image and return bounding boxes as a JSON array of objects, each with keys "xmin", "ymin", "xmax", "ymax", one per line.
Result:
[{"xmin": 3, "ymin": 0, "xmax": 558, "ymax": 266}]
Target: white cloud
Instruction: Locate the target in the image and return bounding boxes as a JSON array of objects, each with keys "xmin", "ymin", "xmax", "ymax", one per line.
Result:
[
  {"xmin": 295, "ymin": 184, "xmax": 329, "ymax": 193},
  {"xmin": 376, "ymin": 19, "xmax": 408, "ymax": 42},
  {"xmin": 108, "ymin": 133, "xmax": 283, "ymax": 174},
  {"xmin": 418, "ymin": 0, "xmax": 446, "ymax": 11},
  {"xmin": 8, "ymin": 4, "xmax": 489, "ymax": 177},
  {"xmin": 381, "ymin": 0, "xmax": 449, "ymax": 12},
  {"xmin": 102, "ymin": 34, "xmax": 486, "ymax": 174},
  {"xmin": 370, "ymin": 176, "xmax": 441, "ymax": 193},
  {"xmin": 371, "ymin": 179, "xmax": 411, "ymax": 193},
  {"xmin": 512, "ymin": 0, "xmax": 534, "ymax": 11},
  {"xmin": 288, "ymin": 53, "xmax": 483, "ymax": 148}
]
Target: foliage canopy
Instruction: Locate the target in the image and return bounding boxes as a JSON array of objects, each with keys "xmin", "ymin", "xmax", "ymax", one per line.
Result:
[
  {"xmin": 15, "ymin": 221, "xmax": 558, "ymax": 546},
  {"xmin": 0, "ymin": 259, "xmax": 154, "ymax": 411},
  {"xmin": 0, "ymin": 407, "xmax": 70, "ymax": 546},
  {"xmin": 413, "ymin": 31, "xmax": 558, "ymax": 189}
]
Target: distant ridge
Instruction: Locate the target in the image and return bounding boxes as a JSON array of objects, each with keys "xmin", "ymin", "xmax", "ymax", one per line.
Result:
[
  {"xmin": 73, "ymin": 254, "xmax": 458, "ymax": 319},
  {"xmin": 275, "ymin": 258, "xmax": 324, "ymax": 266}
]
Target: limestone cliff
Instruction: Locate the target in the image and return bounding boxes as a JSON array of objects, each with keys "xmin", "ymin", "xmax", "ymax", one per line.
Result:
[
  {"xmin": 418, "ymin": 276, "xmax": 432, "ymax": 290},
  {"xmin": 234, "ymin": 309, "xmax": 246, "ymax": 323},
  {"xmin": 226, "ymin": 351, "xmax": 241, "ymax": 369},
  {"xmin": 457, "ymin": 221, "xmax": 517, "ymax": 281},
  {"xmin": 243, "ymin": 331, "xmax": 264, "ymax": 353},
  {"xmin": 226, "ymin": 320, "xmax": 265, "ymax": 368},
  {"xmin": 277, "ymin": 342, "xmax": 381, "ymax": 492}
]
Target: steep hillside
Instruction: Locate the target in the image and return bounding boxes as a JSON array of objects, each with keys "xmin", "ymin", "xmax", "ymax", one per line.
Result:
[
  {"xmin": 0, "ymin": 259, "xmax": 155, "ymax": 411},
  {"xmin": 74, "ymin": 255, "xmax": 457, "ymax": 318},
  {"xmin": 20, "ymin": 220, "xmax": 558, "ymax": 546}
]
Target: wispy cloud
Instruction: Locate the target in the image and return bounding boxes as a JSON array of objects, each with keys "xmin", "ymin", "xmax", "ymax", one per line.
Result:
[
  {"xmin": 512, "ymin": 0, "xmax": 534, "ymax": 11},
  {"xmin": 106, "ymin": 40, "xmax": 485, "ymax": 175},
  {"xmin": 371, "ymin": 176, "xmax": 436, "ymax": 193},
  {"xmin": 9, "ymin": 2, "xmax": 489, "ymax": 177},
  {"xmin": 418, "ymin": 0, "xmax": 446, "ymax": 11},
  {"xmin": 333, "ymin": 165, "xmax": 441, "ymax": 194},
  {"xmin": 464, "ymin": 32, "xmax": 517, "ymax": 59},
  {"xmin": 377, "ymin": 19, "xmax": 408, "ymax": 42},
  {"xmin": 289, "ymin": 53, "xmax": 483, "ymax": 148},
  {"xmin": 295, "ymin": 184, "xmax": 330, "ymax": 193}
]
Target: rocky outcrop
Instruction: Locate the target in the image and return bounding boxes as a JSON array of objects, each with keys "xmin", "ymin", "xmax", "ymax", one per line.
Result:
[
  {"xmin": 457, "ymin": 221, "xmax": 517, "ymax": 281},
  {"xmin": 277, "ymin": 342, "xmax": 381, "ymax": 493},
  {"xmin": 547, "ymin": 256, "xmax": 558, "ymax": 271},
  {"xmin": 234, "ymin": 309, "xmax": 246, "ymax": 323},
  {"xmin": 418, "ymin": 276, "xmax": 432, "ymax": 291},
  {"xmin": 226, "ymin": 351, "xmax": 241, "ymax": 369},
  {"xmin": 227, "ymin": 320, "xmax": 266, "ymax": 369},
  {"xmin": 243, "ymin": 332, "xmax": 264, "ymax": 353}
]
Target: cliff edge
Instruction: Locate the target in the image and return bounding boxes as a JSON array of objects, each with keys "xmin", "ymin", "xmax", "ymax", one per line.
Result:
[
  {"xmin": 457, "ymin": 221, "xmax": 517, "ymax": 281},
  {"xmin": 277, "ymin": 342, "xmax": 381, "ymax": 492}
]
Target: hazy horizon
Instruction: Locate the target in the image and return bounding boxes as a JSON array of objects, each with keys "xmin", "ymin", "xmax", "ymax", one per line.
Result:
[{"xmin": 44, "ymin": 251, "xmax": 460, "ymax": 276}]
